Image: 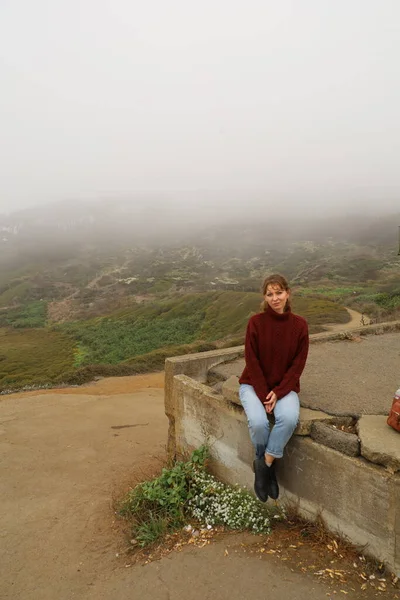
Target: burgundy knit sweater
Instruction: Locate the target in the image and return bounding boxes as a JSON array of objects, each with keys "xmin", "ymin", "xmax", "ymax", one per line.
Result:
[{"xmin": 239, "ymin": 305, "xmax": 309, "ymax": 403}]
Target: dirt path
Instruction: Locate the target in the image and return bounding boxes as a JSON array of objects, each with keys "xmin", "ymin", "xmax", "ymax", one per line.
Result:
[
  {"xmin": 312, "ymin": 307, "xmax": 371, "ymax": 338},
  {"xmin": 325, "ymin": 307, "xmax": 370, "ymax": 331},
  {"xmin": 0, "ymin": 374, "xmax": 167, "ymax": 600},
  {"xmin": 5, "ymin": 371, "xmax": 165, "ymax": 399}
]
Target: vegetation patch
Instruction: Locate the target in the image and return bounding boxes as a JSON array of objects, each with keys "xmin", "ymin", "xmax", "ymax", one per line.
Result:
[
  {"xmin": 118, "ymin": 446, "xmax": 285, "ymax": 548},
  {"xmin": 355, "ymin": 290, "xmax": 400, "ymax": 311},
  {"xmin": 0, "ymin": 301, "xmax": 47, "ymax": 329},
  {"xmin": 296, "ymin": 286, "xmax": 365, "ymax": 300},
  {"xmin": 57, "ymin": 293, "xmax": 216, "ymax": 366},
  {"xmin": 0, "ymin": 327, "xmax": 75, "ymax": 392},
  {"xmin": 292, "ymin": 297, "xmax": 350, "ymax": 327},
  {"xmin": 0, "ymin": 281, "xmax": 33, "ymax": 307},
  {"xmin": 57, "ymin": 341, "xmax": 218, "ymax": 386},
  {"xmin": 58, "ymin": 292, "xmax": 348, "ymax": 368},
  {"xmin": 200, "ymin": 291, "xmax": 260, "ymax": 340}
]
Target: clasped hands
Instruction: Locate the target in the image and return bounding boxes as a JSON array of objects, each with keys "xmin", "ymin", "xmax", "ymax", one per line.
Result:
[{"xmin": 263, "ymin": 390, "xmax": 277, "ymax": 413}]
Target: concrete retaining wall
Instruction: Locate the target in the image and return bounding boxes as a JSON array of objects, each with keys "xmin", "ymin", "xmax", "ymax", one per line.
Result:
[
  {"xmin": 165, "ymin": 347, "xmax": 244, "ymax": 457},
  {"xmin": 165, "ymin": 348, "xmax": 400, "ymax": 575}
]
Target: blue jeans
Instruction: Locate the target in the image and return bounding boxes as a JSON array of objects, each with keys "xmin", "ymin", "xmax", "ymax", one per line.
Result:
[{"xmin": 239, "ymin": 384, "xmax": 300, "ymax": 459}]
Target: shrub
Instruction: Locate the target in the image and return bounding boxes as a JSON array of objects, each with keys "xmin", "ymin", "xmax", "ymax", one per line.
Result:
[
  {"xmin": 59, "ymin": 312, "xmax": 207, "ymax": 365},
  {"xmin": 0, "ymin": 282, "xmax": 32, "ymax": 307},
  {"xmin": 118, "ymin": 446, "xmax": 285, "ymax": 547},
  {"xmin": 0, "ymin": 301, "xmax": 47, "ymax": 329}
]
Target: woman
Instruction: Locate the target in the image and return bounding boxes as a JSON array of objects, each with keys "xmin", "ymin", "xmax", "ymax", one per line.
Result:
[{"xmin": 239, "ymin": 274, "xmax": 309, "ymax": 502}]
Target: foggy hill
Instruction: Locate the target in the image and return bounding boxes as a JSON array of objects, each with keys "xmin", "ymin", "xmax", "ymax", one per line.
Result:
[{"xmin": 0, "ymin": 197, "xmax": 398, "ymax": 267}]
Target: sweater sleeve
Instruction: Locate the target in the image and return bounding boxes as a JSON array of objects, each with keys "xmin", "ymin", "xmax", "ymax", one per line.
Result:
[
  {"xmin": 244, "ymin": 318, "xmax": 269, "ymax": 403},
  {"xmin": 273, "ymin": 321, "xmax": 309, "ymax": 400}
]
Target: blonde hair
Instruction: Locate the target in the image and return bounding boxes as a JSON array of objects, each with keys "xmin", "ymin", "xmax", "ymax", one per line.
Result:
[{"xmin": 261, "ymin": 273, "xmax": 291, "ymax": 312}]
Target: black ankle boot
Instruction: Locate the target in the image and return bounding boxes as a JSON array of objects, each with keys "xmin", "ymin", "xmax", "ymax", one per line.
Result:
[
  {"xmin": 253, "ymin": 458, "xmax": 269, "ymax": 502},
  {"xmin": 265, "ymin": 462, "xmax": 279, "ymax": 500}
]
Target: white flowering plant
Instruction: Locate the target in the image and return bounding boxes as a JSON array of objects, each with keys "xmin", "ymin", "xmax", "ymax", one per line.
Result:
[
  {"xmin": 188, "ymin": 468, "xmax": 284, "ymax": 534},
  {"xmin": 118, "ymin": 445, "xmax": 285, "ymax": 547}
]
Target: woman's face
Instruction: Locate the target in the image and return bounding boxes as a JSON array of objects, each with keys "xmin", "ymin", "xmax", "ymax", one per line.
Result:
[{"xmin": 264, "ymin": 284, "xmax": 290, "ymax": 314}]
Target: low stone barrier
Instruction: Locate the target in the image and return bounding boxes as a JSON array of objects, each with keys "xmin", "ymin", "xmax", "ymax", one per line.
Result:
[{"xmin": 165, "ymin": 338, "xmax": 400, "ymax": 575}]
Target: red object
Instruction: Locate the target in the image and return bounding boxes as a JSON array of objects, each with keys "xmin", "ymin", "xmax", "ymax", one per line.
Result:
[
  {"xmin": 239, "ymin": 304, "xmax": 309, "ymax": 402},
  {"xmin": 387, "ymin": 389, "xmax": 400, "ymax": 433}
]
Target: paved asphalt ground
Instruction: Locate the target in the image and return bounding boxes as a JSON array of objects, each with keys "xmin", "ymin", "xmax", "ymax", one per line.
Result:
[{"xmin": 210, "ymin": 332, "xmax": 400, "ymax": 416}]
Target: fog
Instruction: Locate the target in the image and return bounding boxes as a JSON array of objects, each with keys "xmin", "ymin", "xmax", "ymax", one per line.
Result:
[{"xmin": 1, "ymin": 1, "xmax": 400, "ymax": 216}]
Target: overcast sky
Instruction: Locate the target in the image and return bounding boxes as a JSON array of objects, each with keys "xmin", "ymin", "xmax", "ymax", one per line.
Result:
[{"xmin": 0, "ymin": 1, "xmax": 399, "ymax": 214}]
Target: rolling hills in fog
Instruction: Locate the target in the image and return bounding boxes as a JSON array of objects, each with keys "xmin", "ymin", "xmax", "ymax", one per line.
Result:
[{"xmin": 0, "ymin": 199, "xmax": 398, "ymax": 392}]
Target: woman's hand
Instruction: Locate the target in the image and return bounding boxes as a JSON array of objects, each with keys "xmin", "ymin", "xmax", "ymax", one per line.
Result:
[{"xmin": 264, "ymin": 391, "xmax": 277, "ymax": 413}]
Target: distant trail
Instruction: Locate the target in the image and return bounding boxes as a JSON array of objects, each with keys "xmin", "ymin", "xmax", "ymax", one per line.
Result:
[{"xmin": 318, "ymin": 308, "xmax": 370, "ymax": 334}]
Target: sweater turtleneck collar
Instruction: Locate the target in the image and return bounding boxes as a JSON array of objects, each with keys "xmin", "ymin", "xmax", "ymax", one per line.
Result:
[{"xmin": 265, "ymin": 304, "xmax": 291, "ymax": 321}]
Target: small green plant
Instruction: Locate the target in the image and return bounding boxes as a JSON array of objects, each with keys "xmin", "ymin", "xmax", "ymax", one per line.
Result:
[
  {"xmin": 118, "ymin": 446, "xmax": 285, "ymax": 547},
  {"xmin": 135, "ymin": 515, "xmax": 170, "ymax": 546}
]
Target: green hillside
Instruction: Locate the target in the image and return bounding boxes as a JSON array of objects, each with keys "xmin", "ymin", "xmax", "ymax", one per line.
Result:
[{"xmin": 0, "ymin": 291, "xmax": 348, "ymax": 392}]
